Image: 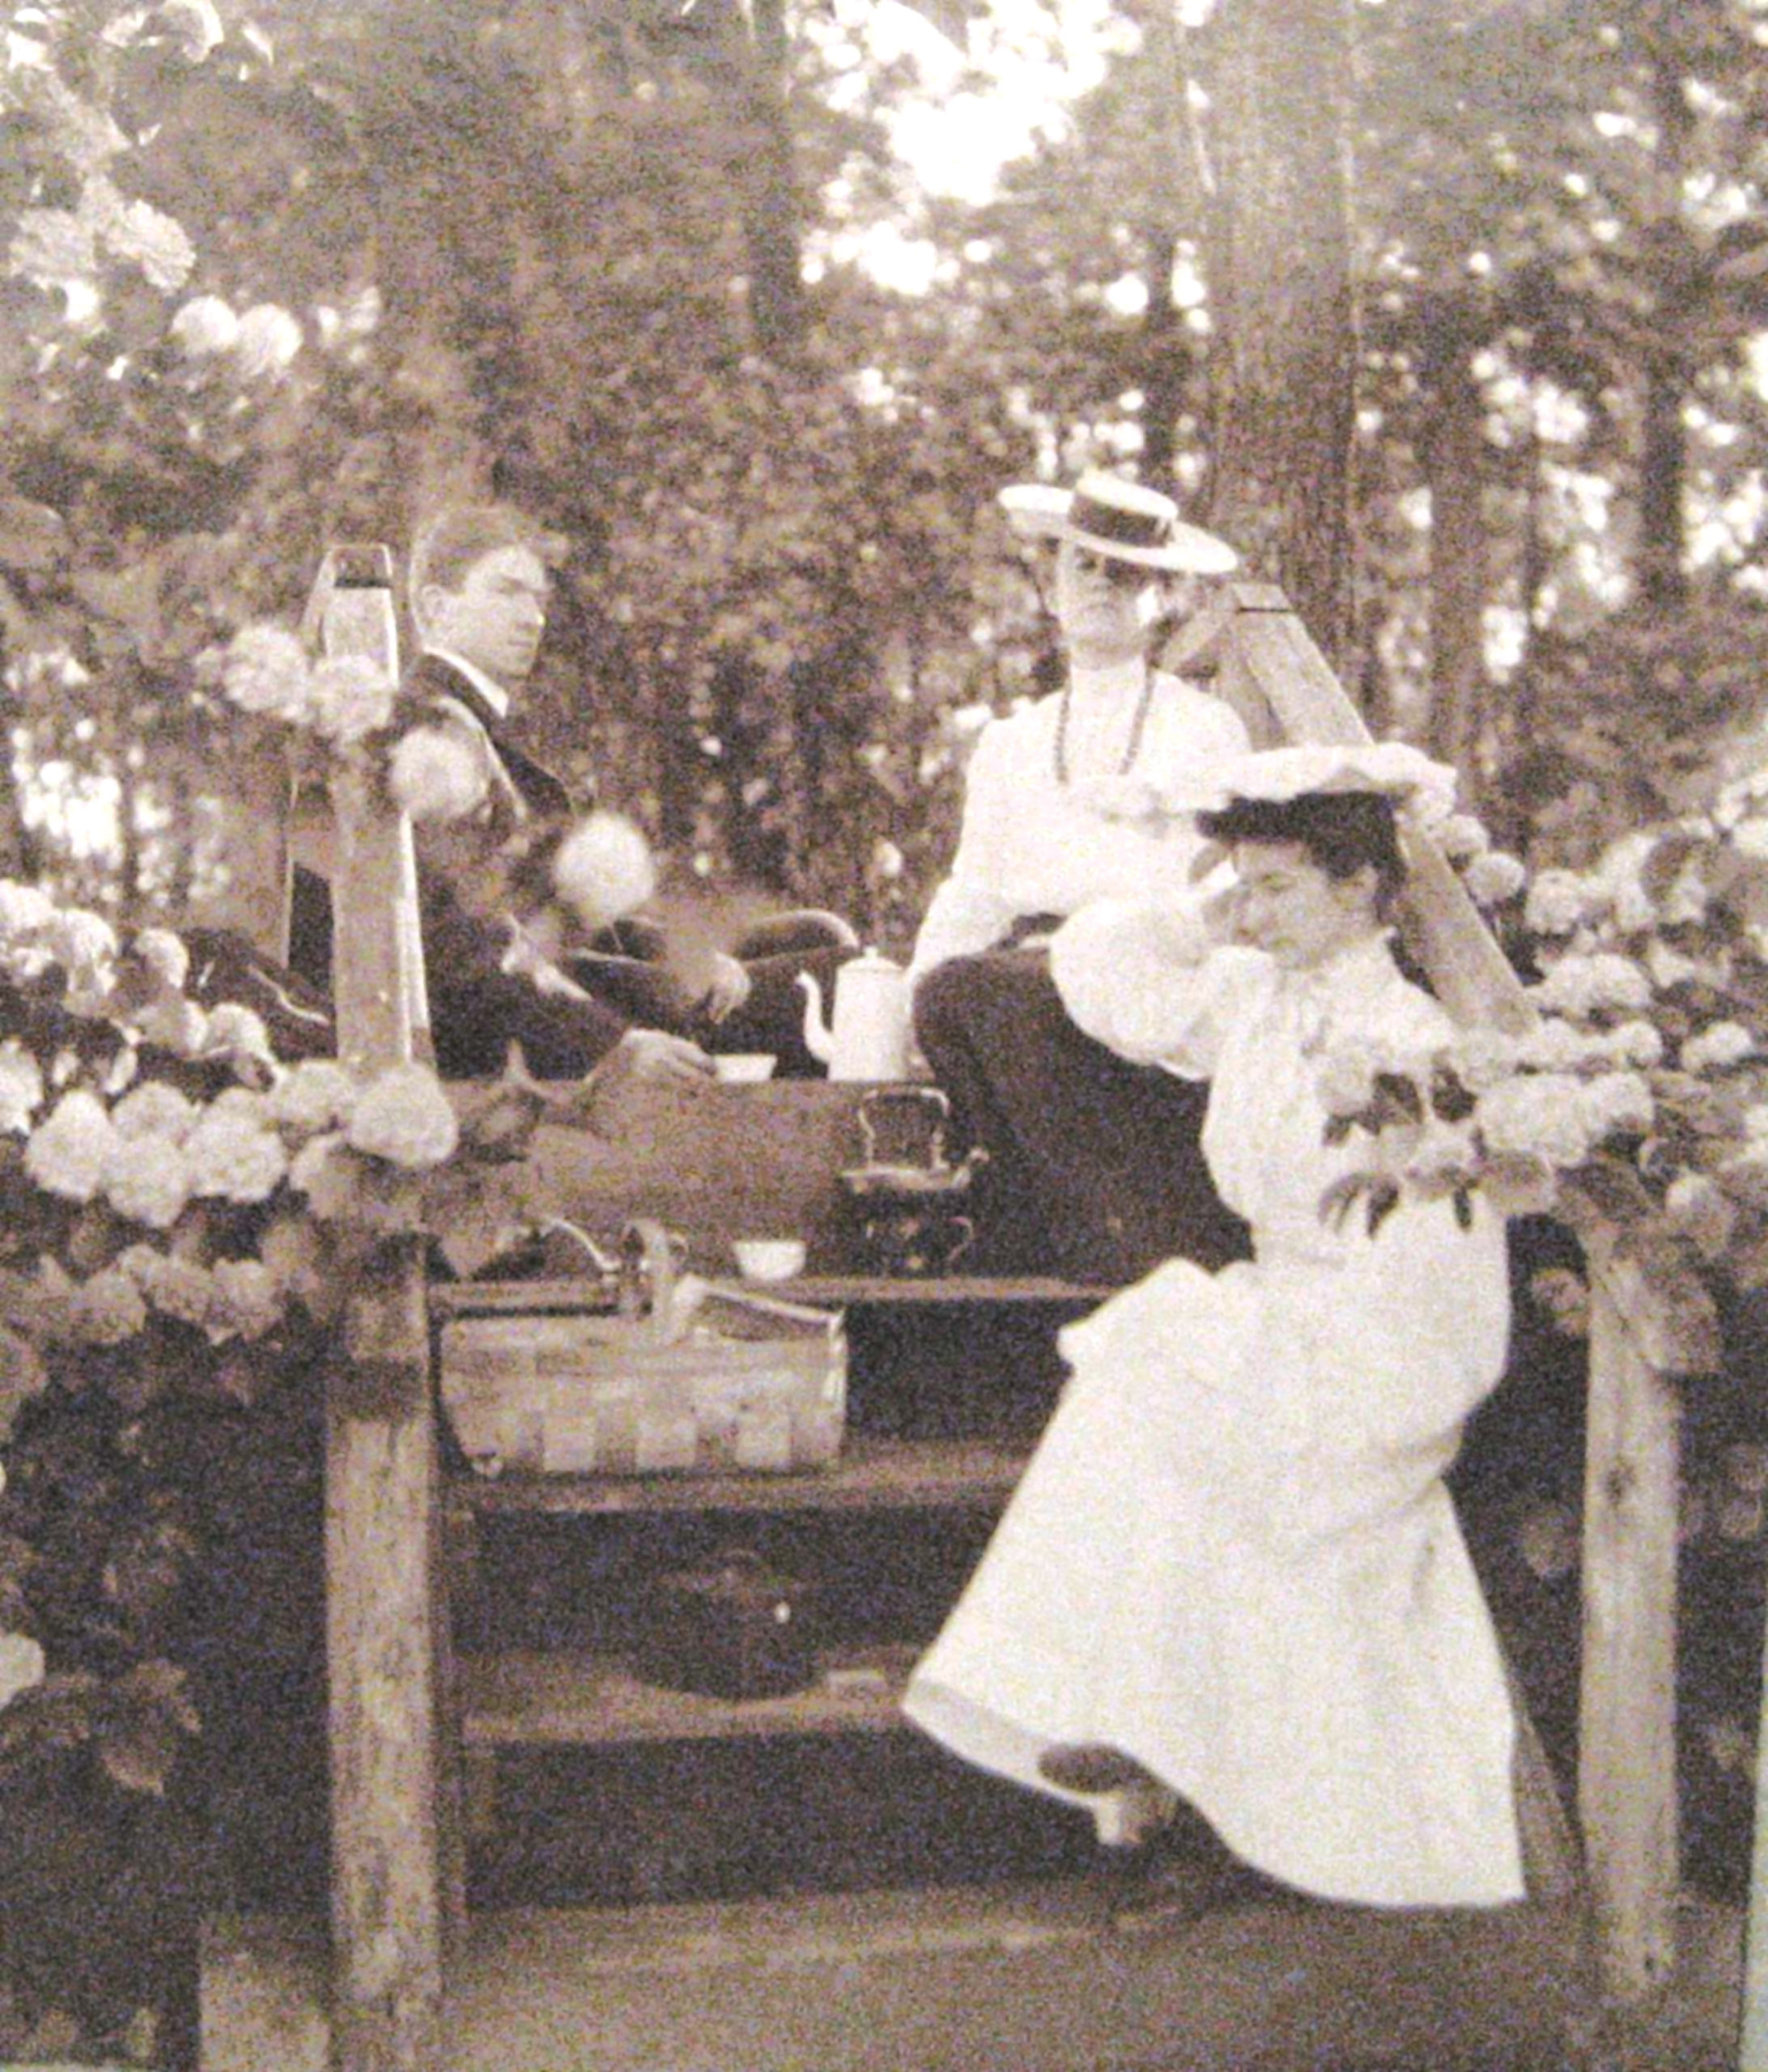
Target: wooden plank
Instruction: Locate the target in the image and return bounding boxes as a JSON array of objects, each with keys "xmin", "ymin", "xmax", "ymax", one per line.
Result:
[
  {"xmin": 315, "ymin": 546, "xmax": 446, "ymax": 2072},
  {"xmin": 203, "ymin": 1883, "xmax": 1608, "ymax": 2072},
  {"xmin": 458, "ymin": 1641, "xmax": 916, "ymax": 1747},
  {"xmin": 1220, "ymin": 600, "xmax": 1532, "ymax": 1033},
  {"xmin": 1738, "ymin": 1582, "xmax": 1768, "ymax": 2067},
  {"xmin": 1580, "ymin": 1263, "xmax": 1682, "ymax": 2004},
  {"xmin": 320, "ymin": 550, "xmax": 428, "ymax": 1072},
  {"xmin": 431, "ymin": 1274, "xmax": 1112, "ymax": 1316},
  {"xmin": 448, "ymin": 1434, "xmax": 1031, "ymax": 1517}
]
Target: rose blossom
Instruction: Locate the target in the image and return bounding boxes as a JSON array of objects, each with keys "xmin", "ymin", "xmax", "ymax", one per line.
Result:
[
  {"xmin": 130, "ymin": 928, "xmax": 189, "ymax": 992},
  {"xmin": 169, "ymin": 294, "xmax": 238, "ymax": 356},
  {"xmin": 267, "ymin": 1060, "xmax": 359, "ymax": 1136},
  {"xmin": 1460, "ymin": 849, "xmax": 1526, "ymax": 908},
  {"xmin": 66, "ymin": 1267, "xmax": 150, "ymax": 1345},
  {"xmin": 1664, "ymin": 1172, "xmax": 1737, "ymax": 1258},
  {"xmin": 1475, "ymin": 1073, "xmax": 1592, "ymax": 1167},
  {"xmin": 183, "ymin": 1108, "xmax": 288, "ymax": 1203},
  {"xmin": 112, "ymin": 1082, "xmax": 198, "ymax": 1142},
  {"xmin": 1681, "ymin": 1021, "xmax": 1755, "ymax": 1075},
  {"xmin": 1531, "ymin": 952, "xmax": 1653, "ymax": 1019},
  {"xmin": 0, "ymin": 1041, "xmax": 45, "ymax": 1133},
  {"xmin": 0, "ymin": 1633, "xmax": 46, "ymax": 1711},
  {"xmin": 1575, "ymin": 1071, "xmax": 1655, "ymax": 1140},
  {"xmin": 346, "ymin": 1064, "xmax": 459, "ymax": 1170},
  {"xmin": 1436, "ymin": 813, "xmax": 1491, "ymax": 863},
  {"xmin": 25, "ymin": 1090, "xmax": 119, "ymax": 1201},
  {"xmin": 233, "ymin": 303, "xmax": 303, "ymax": 380},
  {"xmin": 1524, "ymin": 868, "xmax": 1599, "ymax": 936},
  {"xmin": 307, "ymin": 655, "xmax": 395, "ymax": 745},
  {"xmin": 222, "ymin": 623, "xmax": 311, "ymax": 720},
  {"xmin": 202, "ymin": 1003, "xmax": 275, "ymax": 1065},
  {"xmin": 1443, "ymin": 1028, "xmax": 1523, "ymax": 1094},
  {"xmin": 1601, "ymin": 1020, "xmax": 1664, "ymax": 1069},
  {"xmin": 551, "ymin": 812, "xmax": 657, "ymax": 932},
  {"xmin": 207, "ymin": 1259, "xmax": 283, "ymax": 1342},
  {"xmin": 103, "ymin": 1135, "xmax": 194, "ymax": 1229},
  {"xmin": 127, "ymin": 1250, "xmax": 215, "ymax": 1329},
  {"xmin": 387, "ymin": 725, "xmax": 490, "ymax": 822}
]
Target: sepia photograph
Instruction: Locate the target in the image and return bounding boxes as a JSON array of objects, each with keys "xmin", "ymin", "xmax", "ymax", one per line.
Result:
[{"xmin": 0, "ymin": 1, "xmax": 1765, "ymax": 2066}]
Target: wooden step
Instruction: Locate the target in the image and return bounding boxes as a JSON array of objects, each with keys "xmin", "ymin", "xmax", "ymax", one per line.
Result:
[
  {"xmin": 202, "ymin": 1882, "xmax": 1626, "ymax": 2072},
  {"xmin": 431, "ymin": 1273, "xmax": 1113, "ymax": 1314},
  {"xmin": 457, "ymin": 1641, "xmax": 916, "ymax": 1749},
  {"xmin": 448, "ymin": 1433, "xmax": 1029, "ymax": 1517}
]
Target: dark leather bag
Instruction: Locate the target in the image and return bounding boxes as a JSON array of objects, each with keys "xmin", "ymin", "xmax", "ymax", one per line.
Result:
[{"xmin": 632, "ymin": 1549, "xmax": 814, "ymax": 1701}]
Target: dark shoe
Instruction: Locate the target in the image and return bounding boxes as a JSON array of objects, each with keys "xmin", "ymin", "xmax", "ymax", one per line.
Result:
[{"xmin": 1038, "ymin": 1743, "xmax": 1158, "ymax": 1794}]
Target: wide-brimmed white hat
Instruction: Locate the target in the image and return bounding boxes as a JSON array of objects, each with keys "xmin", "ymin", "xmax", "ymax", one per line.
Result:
[
  {"xmin": 997, "ymin": 467, "xmax": 1240, "ymax": 575},
  {"xmin": 1187, "ymin": 742, "xmax": 1459, "ymax": 824}
]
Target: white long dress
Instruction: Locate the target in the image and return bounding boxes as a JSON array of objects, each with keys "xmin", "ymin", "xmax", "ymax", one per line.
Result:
[{"xmin": 901, "ymin": 901, "xmax": 1525, "ymax": 1909}]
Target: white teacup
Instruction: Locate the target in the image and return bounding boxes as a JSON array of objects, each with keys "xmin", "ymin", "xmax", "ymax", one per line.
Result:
[
  {"xmin": 714, "ymin": 1052, "xmax": 777, "ymax": 1084},
  {"xmin": 733, "ymin": 1238, "xmax": 806, "ymax": 1283}
]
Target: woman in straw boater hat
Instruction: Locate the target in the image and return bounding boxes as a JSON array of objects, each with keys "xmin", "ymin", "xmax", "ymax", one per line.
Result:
[
  {"xmin": 904, "ymin": 745, "xmax": 1524, "ymax": 1912},
  {"xmin": 908, "ymin": 468, "xmax": 1253, "ymax": 1282}
]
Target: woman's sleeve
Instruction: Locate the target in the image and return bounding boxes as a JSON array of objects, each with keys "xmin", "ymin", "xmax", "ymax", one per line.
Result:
[
  {"xmin": 1049, "ymin": 896, "xmax": 1247, "ymax": 1078},
  {"xmin": 907, "ymin": 724, "xmax": 1018, "ymax": 983}
]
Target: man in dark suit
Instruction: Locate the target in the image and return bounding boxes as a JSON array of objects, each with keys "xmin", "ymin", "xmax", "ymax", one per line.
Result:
[{"xmin": 394, "ymin": 500, "xmax": 854, "ymax": 1084}]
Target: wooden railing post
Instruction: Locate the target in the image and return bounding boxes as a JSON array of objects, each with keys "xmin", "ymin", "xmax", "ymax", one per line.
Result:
[
  {"xmin": 1580, "ymin": 1250, "xmax": 1683, "ymax": 2003},
  {"xmin": 310, "ymin": 545, "xmax": 444, "ymax": 2072}
]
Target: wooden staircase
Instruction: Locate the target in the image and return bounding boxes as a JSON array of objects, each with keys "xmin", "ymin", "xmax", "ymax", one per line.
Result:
[{"xmin": 198, "ymin": 555, "xmax": 1720, "ymax": 2071}]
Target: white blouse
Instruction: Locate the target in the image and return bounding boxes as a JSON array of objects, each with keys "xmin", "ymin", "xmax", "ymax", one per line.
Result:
[
  {"xmin": 1051, "ymin": 902, "xmax": 1511, "ymax": 1455},
  {"xmin": 907, "ymin": 659, "xmax": 1251, "ymax": 983}
]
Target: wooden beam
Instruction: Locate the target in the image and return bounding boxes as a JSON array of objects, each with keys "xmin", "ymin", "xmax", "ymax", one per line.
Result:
[
  {"xmin": 1220, "ymin": 596, "xmax": 1530, "ymax": 1032},
  {"xmin": 1739, "ymin": 1587, "xmax": 1768, "ymax": 2066},
  {"xmin": 1580, "ymin": 1253, "xmax": 1682, "ymax": 2004},
  {"xmin": 312, "ymin": 546, "xmax": 447, "ymax": 2072}
]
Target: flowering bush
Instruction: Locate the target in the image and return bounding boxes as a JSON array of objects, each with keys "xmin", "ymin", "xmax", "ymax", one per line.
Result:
[
  {"xmin": 0, "ymin": 877, "xmax": 557, "ymax": 2058},
  {"xmin": 1315, "ymin": 764, "xmax": 1768, "ymax": 1359}
]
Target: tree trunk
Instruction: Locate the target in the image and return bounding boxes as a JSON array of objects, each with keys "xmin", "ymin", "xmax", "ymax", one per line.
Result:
[
  {"xmin": 1636, "ymin": 344, "xmax": 1687, "ymax": 615},
  {"xmin": 1635, "ymin": 37, "xmax": 1692, "ymax": 614},
  {"xmin": 1422, "ymin": 336, "xmax": 1490, "ymax": 793},
  {"xmin": 732, "ymin": 0, "xmax": 808, "ymax": 359},
  {"xmin": 1203, "ymin": 0, "xmax": 1360, "ymax": 671},
  {"xmin": 1138, "ymin": 227, "xmax": 1188, "ymax": 483}
]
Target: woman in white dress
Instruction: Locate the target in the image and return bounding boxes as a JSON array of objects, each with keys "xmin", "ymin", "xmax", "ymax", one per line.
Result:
[
  {"xmin": 902, "ymin": 745, "xmax": 1525, "ymax": 1910},
  {"xmin": 907, "ymin": 469, "xmax": 1252, "ymax": 1281}
]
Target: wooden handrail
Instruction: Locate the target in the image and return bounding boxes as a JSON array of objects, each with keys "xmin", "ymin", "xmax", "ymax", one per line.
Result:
[{"xmin": 310, "ymin": 545, "xmax": 447, "ymax": 2072}]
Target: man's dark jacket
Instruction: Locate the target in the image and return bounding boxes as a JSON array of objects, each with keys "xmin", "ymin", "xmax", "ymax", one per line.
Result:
[{"xmin": 293, "ymin": 652, "xmax": 631, "ymax": 1081}]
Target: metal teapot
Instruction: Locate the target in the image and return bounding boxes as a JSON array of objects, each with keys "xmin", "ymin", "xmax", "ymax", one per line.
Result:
[{"xmin": 797, "ymin": 949, "xmax": 912, "ymax": 1082}]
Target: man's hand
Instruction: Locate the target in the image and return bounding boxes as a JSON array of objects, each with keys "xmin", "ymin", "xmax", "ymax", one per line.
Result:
[
  {"xmin": 697, "ymin": 950, "xmax": 752, "ymax": 1024},
  {"xmin": 606, "ymin": 1028, "xmax": 716, "ymax": 1083},
  {"xmin": 656, "ymin": 941, "xmax": 753, "ymax": 1025},
  {"xmin": 580, "ymin": 1025, "xmax": 715, "ymax": 1137}
]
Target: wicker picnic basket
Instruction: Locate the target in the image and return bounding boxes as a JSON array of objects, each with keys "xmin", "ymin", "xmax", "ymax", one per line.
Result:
[{"xmin": 439, "ymin": 1220, "xmax": 847, "ymax": 1477}]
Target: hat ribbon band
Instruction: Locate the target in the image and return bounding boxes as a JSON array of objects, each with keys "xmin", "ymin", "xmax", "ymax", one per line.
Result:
[{"xmin": 1066, "ymin": 490, "xmax": 1171, "ymax": 551}]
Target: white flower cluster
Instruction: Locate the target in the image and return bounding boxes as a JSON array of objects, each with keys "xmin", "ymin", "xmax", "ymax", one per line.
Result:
[
  {"xmin": 550, "ymin": 812, "xmax": 657, "ymax": 932},
  {"xmin": 387, "ymin": 724, "xmax": 491, "ymax": 822},
  {"xmin": 345, "ymin": 1064, "xmax": 460, "ymax": 1170},
  {"xmin": 169, "ymin": 295, "xmax": 303, "ymax": 380},
  {"xmin": 1530, "ymin": 952, "xmax": 1653, "ymax": 1019}
]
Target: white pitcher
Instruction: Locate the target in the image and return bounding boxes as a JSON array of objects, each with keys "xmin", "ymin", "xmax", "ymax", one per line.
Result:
[{"xmin": 797, "ymin": 949, "xmax": 912, "ymax": 1081}]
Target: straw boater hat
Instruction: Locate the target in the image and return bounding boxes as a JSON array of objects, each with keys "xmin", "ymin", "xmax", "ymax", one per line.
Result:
[{"xmin": 997, "ymin": 467, "xmax": 1240, "ymax": 576}]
